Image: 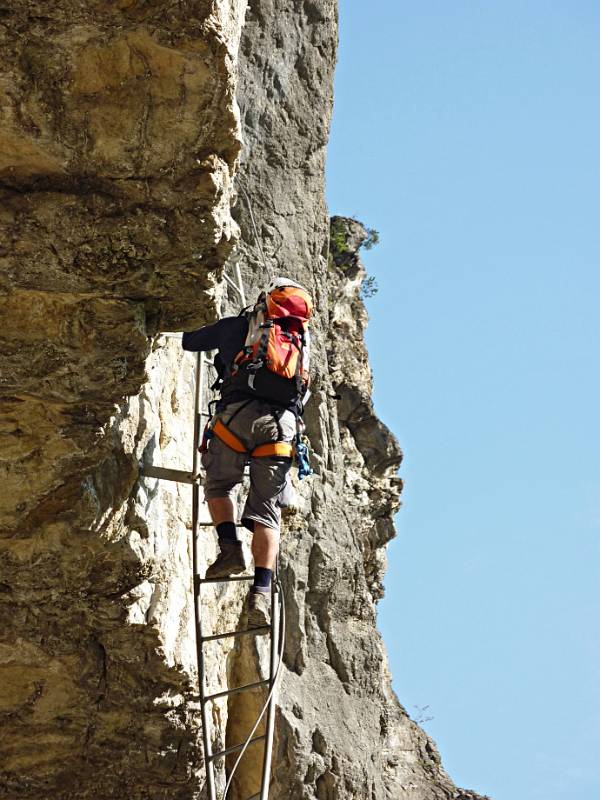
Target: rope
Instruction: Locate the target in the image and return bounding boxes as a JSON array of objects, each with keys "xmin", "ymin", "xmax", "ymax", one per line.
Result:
[{"xmin": 223, "ymin": 580, "xmax": 286, "ymax": 798}]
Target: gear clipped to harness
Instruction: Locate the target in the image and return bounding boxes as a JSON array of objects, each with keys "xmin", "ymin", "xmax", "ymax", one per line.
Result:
[
  {"xmin": 224, "ymin": 278, "xmax": 313, "ymax": 410},
  {"xmin": 294, "ymin": 434, "xmax": 313, "ymax": 480}
]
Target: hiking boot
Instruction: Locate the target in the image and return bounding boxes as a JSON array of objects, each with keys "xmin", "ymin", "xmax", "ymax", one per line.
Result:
[
  {"xmin": 205, "ymin": 542, "xmax": 246, "ymax": 579},
  {"xmin": 247, "ymin": 590, "xmax": 271, "ymax": 629}
]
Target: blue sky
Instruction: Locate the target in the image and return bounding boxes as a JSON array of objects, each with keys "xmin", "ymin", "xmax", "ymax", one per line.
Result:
[{"xmin": 326, "ymin": 3, "xmax": 600, "ymax": 799}]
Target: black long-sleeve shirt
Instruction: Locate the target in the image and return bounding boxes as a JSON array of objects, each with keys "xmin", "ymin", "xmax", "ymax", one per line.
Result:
[
  {"xmin": 182, "ymin": 316, "xmax": 250, "ymax": 407},
  {"xmin": 182, "ymin": 316, "xmax": 248, "ymax": 367}
]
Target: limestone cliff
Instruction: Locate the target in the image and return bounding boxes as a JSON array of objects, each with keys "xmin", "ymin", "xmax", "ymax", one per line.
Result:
[{"xmin": 0, "ymin": 2, "xmax": 488, "ymax": 799}]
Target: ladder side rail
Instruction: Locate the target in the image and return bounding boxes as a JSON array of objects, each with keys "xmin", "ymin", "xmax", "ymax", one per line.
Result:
[
  {"xmin": 192, "ymin": 351, "xmax": 217, "ymax": 800},
  {"xmin": 260, "ymin": 578, "xmax": 281, "ymax": 800}
]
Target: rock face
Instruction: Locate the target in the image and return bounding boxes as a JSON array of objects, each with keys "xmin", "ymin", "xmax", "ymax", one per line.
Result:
[
  {"xmin": 0, "ymin": 2, "xmax": 246, "ymax": 797},
  {"xmin": 0, "ymin": 2, "xmax": 489, "ymax": 799}
]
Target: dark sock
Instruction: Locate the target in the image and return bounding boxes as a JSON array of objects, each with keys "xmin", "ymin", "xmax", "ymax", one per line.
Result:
[
  {"xmin": 252, "ymin": 566, "xmax": 273, "ymax": 594},
  {"xmin": 216, "ymin": 521, "xmax": 239, "ymax": 545}
]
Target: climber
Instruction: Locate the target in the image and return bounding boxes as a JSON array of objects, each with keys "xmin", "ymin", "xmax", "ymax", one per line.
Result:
[{"xmin": 182, "ymin": 277, "xmax": 312, "ymax": 627}]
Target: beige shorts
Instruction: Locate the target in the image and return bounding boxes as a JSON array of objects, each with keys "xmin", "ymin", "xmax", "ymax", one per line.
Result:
[{"xmin": 201, "ymin": 399, "xmax": 296, "ymax": 531}]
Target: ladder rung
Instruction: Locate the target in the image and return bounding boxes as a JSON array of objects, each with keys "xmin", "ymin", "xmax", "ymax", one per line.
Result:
[
  {"xmin": 209, "ymin": 734, "xmax": 266, "ymax": 761},
  {"xmin": 198, "ymin": 574, "xmax": 254, "ymax": 584},
  {"xmin": 196, "ymin": 522, "xmax": 246, "ymax": 527},
  {"xmin": 203, "ymin": 678, "xmax": 270, "ymax": 703},
  {"xmin": 200, "ymin": 626, "xmax": 270, "ymax": 643},
  {"xmin": 140, "ymin": 465, "xmax": 197, "ymax": 484}
]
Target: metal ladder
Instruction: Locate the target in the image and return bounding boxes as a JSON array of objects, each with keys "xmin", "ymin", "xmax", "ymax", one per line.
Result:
[{"xmin": 141, "ymin": 265, "xmax": 283, "ymax": 800}]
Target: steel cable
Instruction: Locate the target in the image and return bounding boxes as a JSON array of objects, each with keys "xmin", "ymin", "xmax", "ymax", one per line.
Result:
[
  {"xmin": 222, "ymin": 580, "xmax": 286, "ymax": 798},
  {"xmin": 238, "ymin": 182, "xmax": 274, "ymax": 284}
]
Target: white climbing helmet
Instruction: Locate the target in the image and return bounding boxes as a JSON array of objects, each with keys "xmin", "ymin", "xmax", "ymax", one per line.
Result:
[{"xmin": 267, "ymin": 275, "xmax": 309, "ymax": 294}]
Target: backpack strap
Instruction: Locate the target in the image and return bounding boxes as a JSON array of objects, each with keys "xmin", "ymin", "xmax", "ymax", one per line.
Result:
[
  {"xmin": 270, "ymin": 408, "xmax": 284, "ymax": 441},
  {"xmin": 253, "ymin": 320, "xmax": 273, "ymax": 369}
]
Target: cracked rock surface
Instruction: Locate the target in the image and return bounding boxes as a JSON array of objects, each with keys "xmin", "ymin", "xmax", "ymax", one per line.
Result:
[
  {"xmin": 0, "ymin": 1, "xmax": 246, "ymax": 797},
  {"xmin": 0, "ymin": 1, "xmax": 490, "ymax": 799}
]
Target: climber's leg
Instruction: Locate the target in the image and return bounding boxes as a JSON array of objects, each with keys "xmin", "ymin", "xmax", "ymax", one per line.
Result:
[
  {"xmin": 251, "ymin": 523, "xmax": 279, "ymax": 572},
  {"xmin": 207, "ymin": 496, "xmax": 236, "ymax": 528},
  {"xmin": 241, "ymin": 456, "xmax": 289, "ymax": 582},
  {"xmin": 243, "ymin": 408, "xmax": 294, "ymax": 627},
  {"xmin": 202, "ymin": 434, "xmax": 247, "ymax": 578}
]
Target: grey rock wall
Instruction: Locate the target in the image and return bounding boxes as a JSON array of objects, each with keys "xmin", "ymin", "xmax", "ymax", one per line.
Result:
[
  {"xmin": 0, "ymin": 2, "xmax": 247, "ymax": 797},
  {"xmin": 217, "ymin": 3, "xmax": 489, "ymax": 799},
  {"xmin": 0, "ymin": 1, "xmax": 490, "ymax": 798}
]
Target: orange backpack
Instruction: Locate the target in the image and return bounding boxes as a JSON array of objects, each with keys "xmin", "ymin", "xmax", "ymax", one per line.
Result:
[{"xmin": 228, "ymin": 283, "xmax": 312, "ymax": 407}]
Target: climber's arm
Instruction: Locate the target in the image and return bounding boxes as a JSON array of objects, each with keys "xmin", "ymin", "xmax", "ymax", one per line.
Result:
[{"xmin": 182, "ymin": 319, "xmax": 229, "ymax": 352}]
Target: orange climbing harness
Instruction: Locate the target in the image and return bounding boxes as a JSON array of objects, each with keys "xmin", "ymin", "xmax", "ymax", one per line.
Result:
[{"xmin": 211, "ymin": 418, "xmax": 293, "ymax": 459}]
